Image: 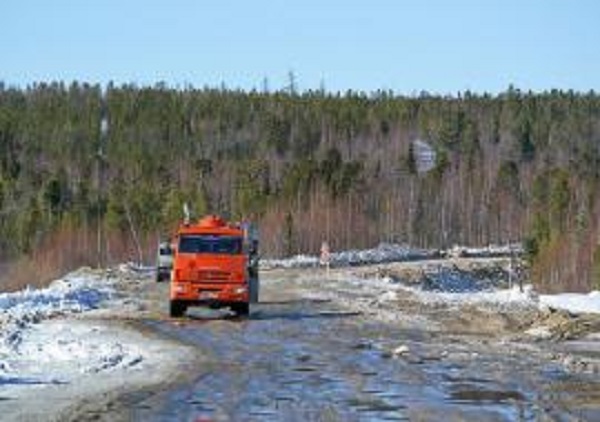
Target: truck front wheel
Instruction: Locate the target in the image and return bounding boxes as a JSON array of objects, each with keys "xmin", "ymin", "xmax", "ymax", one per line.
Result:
[{"xmin": 170, "ymin": 300, "xmax": 187, "ymax": 318}]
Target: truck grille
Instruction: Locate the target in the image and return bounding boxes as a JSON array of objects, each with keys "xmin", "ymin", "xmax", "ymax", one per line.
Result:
[{"xmin": 197, "ymin": 270, "xmax": 231, "ymax": 281}]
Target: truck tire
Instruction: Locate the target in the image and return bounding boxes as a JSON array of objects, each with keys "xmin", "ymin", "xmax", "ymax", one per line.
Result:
[
  {"xmin": 232, "ymin": 302, "xmax": 249, "ymax": 317},
  {"xmin": 170, "ymin": 300, "xmax": 186, "ymax": 318}
]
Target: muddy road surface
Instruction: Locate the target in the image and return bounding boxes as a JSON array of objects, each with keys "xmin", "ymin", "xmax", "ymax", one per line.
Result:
[{"xmin": 85, "ymin": 261, "xmax": 600, "ymax": 421}]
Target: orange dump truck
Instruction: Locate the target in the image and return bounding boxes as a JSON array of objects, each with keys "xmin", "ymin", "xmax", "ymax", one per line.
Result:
[{"xmin": 169, "ymin": 215, "xmax": 259, "ymax": 317}]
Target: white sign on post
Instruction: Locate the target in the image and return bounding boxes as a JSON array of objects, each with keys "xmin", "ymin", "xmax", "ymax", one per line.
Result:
[{"xmin": 320, "ymin": 241, "xmax": 331, "ymax": 275}]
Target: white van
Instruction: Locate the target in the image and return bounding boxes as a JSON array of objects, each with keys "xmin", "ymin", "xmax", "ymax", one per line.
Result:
[{"xmin": 156, "ymin": 241, "xmax": 174, "ymax": 282}]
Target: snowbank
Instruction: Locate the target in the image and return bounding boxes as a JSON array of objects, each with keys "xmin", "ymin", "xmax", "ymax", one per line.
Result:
[
  {"xmin": 0, "ymin": 266, "xmax": 193, "ymax": 421},
  {"xmin": 405, "ymin": 284, "xmax": 538, "ymax": 310},
  {"xmin": 447, "ymin": 243, "xmax": 523, "ymax": 258},
  {"xmin": 0, "ymin": 268, "xmax": 116, "ymax": 375},
  {"xmin": 0, "ymin": 318, "xmax": 192, "ymax": 421},
  {"xmin": 119, "ymin": 261, "xmax": 155, "ymax": 274},
  {"xmin": 0, "ymin": 268, "xmax": 114, "ymax": 332},
  {"xmin": 261, "ymin": 243, "xmax": 523, "ymax": 270},
  {"xmin": 262, "ymin": 243, "xmax": 436, "ymax": 269},
  {"xmin": 262, "ymin": 254, "xmax": 320, "ymax": 269},
  {"xmin": 373, "ymin": 270, "xmax": 600, "ymax": 315},
  {"xmin": 267, "ymin": 243, "xmax": 599, "ymax": 316},
  {"xmin": 333, "ymin": 243, "xmax": 435, "ymax": 266},
  {"xmin": 4, "ymin": 320, "xmax": 145, "ymax": 380},
  {"xmin": 539, "ymin": 291, "xmax": 600, "ymax": 315}
]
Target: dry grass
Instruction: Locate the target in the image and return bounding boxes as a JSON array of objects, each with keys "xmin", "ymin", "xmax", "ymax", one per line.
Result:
[{"xmin": 0, "ymin": 225, "xmax": 160, "ymax": 293}]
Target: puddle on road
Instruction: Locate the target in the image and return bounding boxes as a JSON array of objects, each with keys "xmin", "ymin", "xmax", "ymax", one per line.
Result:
[
  {"xmin": 292, "ymin": 366, "xmax": 319, "ymax": 372},
  {"xmin": 356, "ymin": 399, "xmax": 410, "ymax": 420},
  {"xmin": 442, "ymin": 374, "xmax": 494, "ymax": 385},
  {"xmin": 449, "ymin": 388, "xmax": 526, "ymax": 404}
]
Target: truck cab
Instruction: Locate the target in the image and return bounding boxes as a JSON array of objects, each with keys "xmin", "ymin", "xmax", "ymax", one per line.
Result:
[{"xmin": 169, "ymin": 215, "xmax": 259, "ymax": 317}]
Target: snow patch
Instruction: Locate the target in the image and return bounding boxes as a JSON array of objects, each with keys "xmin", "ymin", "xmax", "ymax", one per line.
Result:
[
  {"xmin": 447, "ymin": 243, "xmax": 523, "ymax": 258},
  {"xmin": 345, "ymin": 264, "xmax": 535, "ymax": 311},
  {"xmin": 262, "ymin": 254, "xmax": 319, "ymax": 269},
  {"xmin": 119, "ymin": 262, "xmax": 155, "ymax": 274},
  {"xmin": 398, "ymin": 283, "xmax": 537, "ymax": 310},
  {"xmin": 525, "ymin": 326, "xmax": 553, "ymax": 339},
  {"xmin": 0, "ymin": 266, "xmax": 192, "ymax": 420},
  {"xmin": 262, "ymin": 243, "xmax": 435, "ymax": 269},
  {"xmin": 539, "ymin": 291, "xmax": 600, "ymax": 315},
  {"xmin": 378, "ymin": 290, "xmax": 398, "ymax": 302},
  {"xmin": 0, "ymin": 268, "xmax": 114, "ymax": 323},
  {"xmin": 3, "ymin": 321, "xmax": 145, "ymax": 383},
  {"xmin": 0, "ymin": 267, "xmax": 117, "ymax": 383},
  {"xmin": 355, "ymin": 268, "xmax": 600, "ymax": 316},
  {"xmin": 262, "ymin": 243, "xmax": 522, "ymax": 270}
]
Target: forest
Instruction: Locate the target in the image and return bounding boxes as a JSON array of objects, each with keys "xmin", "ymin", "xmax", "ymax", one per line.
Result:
[{"xmin": 0, "ymin": 81, "xmax": 599, "ymax": 291}]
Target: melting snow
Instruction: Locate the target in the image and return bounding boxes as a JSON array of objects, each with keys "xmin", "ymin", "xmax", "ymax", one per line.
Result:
[
  {"xmin": 405, "ymin": 284, "xmax": 538, "ymax": 310},
  {"xmin": 0, "ymin": 269, "xmax": 119, "ymax": 382},
  {"xmin": 262, "ymin": 243, "xmax": 435, "ymax": 269},
  {"xmin": 266, "ymin": 243, "xmax": 599, "ymax": 315},
  {"xmin": 539, "ymin": 291, "xmax": 600, "ymax": 315},
  {"xmin": 0, "ymin": 266, "xmax": 192, "ymax": 421},
  {"xmin": 0, "ymin": 268, "xmax": 114, "ymax": 323},
  {"xmin": 262, "ymin": 243, "xmax": 522, "ymax": 270}
]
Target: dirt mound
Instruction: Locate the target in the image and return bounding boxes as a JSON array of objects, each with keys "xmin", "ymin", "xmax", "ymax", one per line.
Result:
[
  {"xmin": 368, "ymin": 258, "xmax": 522, "ymax": 291},
  {"xmin": 526, "ymin": 308, "xmax": 600, "ymax": 341}
]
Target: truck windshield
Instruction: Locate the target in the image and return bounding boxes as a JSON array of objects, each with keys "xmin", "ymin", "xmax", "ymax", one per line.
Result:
[{"xmin": 178, "ymin": 235, "xmax": 242, "ymax": 255}]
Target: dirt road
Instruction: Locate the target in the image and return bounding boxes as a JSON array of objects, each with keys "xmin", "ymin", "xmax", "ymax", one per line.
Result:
[{"xmin": 69, "ymin": 260, "xmax": 600, "ymax": 421}]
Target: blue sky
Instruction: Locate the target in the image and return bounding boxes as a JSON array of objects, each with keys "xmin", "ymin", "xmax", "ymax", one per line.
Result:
[{"xmin": 1, "ymin": 0, "xmax": 598, "ymax": 94}]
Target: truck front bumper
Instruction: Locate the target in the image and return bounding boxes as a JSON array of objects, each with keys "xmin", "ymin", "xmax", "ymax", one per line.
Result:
[{"xmin": 170, "ymin": 282, "xmax": 249, "ymax": 304}]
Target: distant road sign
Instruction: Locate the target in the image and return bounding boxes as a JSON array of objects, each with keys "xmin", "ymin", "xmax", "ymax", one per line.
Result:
[
  {"xmin": 320, "ymin": 241, "xmax": 330, "ymax": 267},
  {"xmin": 413, "ymin": 139, "xmax": 436, "ymax": 173}
]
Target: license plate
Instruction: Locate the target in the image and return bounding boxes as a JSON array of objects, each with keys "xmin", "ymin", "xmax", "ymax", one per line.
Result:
[{"xmin": 199, "ymin": 291, "xmax": 218, "ymax": 300}]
